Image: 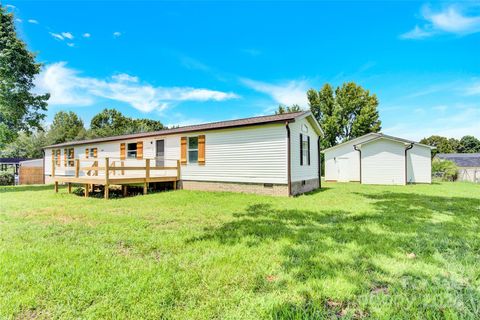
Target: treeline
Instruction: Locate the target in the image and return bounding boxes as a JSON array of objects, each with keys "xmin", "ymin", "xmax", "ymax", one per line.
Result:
[
  {"xmin": 420, "ymin": 135, "xmax": 480, "ymax": 155},
  {"xmin": 0, "ymin": 108, "xmax": 164, "ymax": 159}
]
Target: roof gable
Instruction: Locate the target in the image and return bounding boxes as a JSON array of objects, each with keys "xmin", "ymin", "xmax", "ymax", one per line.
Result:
[{"xmin": 435, "ymin": 153, "xmax": 480, "ymax": 167}]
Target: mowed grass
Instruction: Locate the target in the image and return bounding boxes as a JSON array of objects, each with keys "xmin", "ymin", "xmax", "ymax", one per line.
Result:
[{"xmin": 0, "ymin": 182, "xmax": 479, "ymax": 319}]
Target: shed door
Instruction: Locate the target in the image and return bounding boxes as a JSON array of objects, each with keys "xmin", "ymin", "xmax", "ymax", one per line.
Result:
[
  {"xmin": 156, "ymin": 140, "xmax": 164, "ymax": 167},
  {"xmin": 337, "ymin": 158, "xmax": 349, "ymax": 182}
]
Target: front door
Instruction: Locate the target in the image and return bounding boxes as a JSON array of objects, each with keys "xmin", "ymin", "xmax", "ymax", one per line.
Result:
[
  {"xmin": 337, "ymin": 158, "xmax": 349, "ymax": 182},
  {"xmin": 156, "ymin": 140, "xmax": 164, "ymax": 167}
]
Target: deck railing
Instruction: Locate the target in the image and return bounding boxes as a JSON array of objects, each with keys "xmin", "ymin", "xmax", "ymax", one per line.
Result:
[{"xmin": 51, "ymin": 157, "xmax": 181, "ymax": 198}]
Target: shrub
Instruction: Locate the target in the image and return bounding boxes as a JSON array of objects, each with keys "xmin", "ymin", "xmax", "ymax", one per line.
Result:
[
  {"xmin": 432, "ymin": 158, "xmax": 458, "ymax": 181},
  {"xmin": 0, "ymin": 171, "xmax": 15, "ymax": 186}
]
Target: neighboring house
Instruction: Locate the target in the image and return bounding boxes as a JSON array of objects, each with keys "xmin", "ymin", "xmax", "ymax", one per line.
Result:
[
  {"xmin": 322, "ymin": 133, "xmax": 434, "ymax": 185},
  {"xmin": 43, "ymin": 112, "xmax": 323, "ymax": 196},
  {"xmin": 19, "ymin": 159, "xmax": 44, "ymax": 185},
  {"xmin": 435, "ymin": 153, "xmax": 480, "ymax": 183}
]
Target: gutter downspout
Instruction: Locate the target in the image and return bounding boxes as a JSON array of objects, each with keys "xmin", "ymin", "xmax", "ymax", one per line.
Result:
[
  {"xmin": 42, "ymin": 149, "xmax": 45, "ymax": 184},
  {"xmin": 286, "ymin": 121, "xmax": 292, "ymax": 196},
  {"xmin": 353, "ymin": 145, "xmax": 362, "ymax": 184},
  {"xmin": 404, "ymin": 143, "xmax": 414, "ymax": 185},
  {"xmin": 317, "ymin": 136, "xmax": 321, "ymax": 189}
]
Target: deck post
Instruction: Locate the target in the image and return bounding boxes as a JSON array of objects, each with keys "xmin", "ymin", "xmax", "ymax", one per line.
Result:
[
  {"xmin": 146, "ymin": 159, "xmax": 150, "ymax": 179},
  {"xmin": 75, "ymin": 159, "xmax": 79, "ymax": 178},
  {"xmin": 105, "ymin": 157, "xmax": 110, "ymax": 199},
  {"xmin": 143, "ymin": 180, "xmax": 148, "ymax": 195},
  {"xmin": 176, "ymin": 160, "xmax": 181, "ymax": 180},
  {"xmin": 68, "ymin": 183, "xmax": 72, "ymax": 193},
  {"xmin": 54, "ymin": 181, "xmax": 58, "ymax": 193},
  {"xmin": 121, "ymin": 161, "xmax": 124, "ymax": 175},
  {"xmin": 52, "ymin": 156, "xmax": 55, "ymax": 177},
  {"xmin": 84, "ymin": 184, "xmax": 89, "ymax": 197},
  {"xmin": 122, "ymin": 185, "xmax": 127, "ymax": 197}
]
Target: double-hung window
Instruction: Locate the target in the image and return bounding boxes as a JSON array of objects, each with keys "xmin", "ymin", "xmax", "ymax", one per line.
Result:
[
  {"xmin": 300, "ymin": 134, "xmax": 310, "ymax": 166},
  {"xmin": 127, "ymin": 143, "xmax": 137, "ymax": 159},
  {"xmin": 188, "ymin": 137, "xmax": 198, "ymax": 163}
]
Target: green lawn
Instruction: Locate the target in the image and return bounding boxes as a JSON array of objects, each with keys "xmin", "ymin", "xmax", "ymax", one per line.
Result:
[{"xmin": 1, "ymin": 182, "xmax": 479, "ymax": 319}]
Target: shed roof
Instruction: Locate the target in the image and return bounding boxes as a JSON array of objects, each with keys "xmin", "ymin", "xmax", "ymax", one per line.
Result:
[
  {"xmin": 45, "ymin": 111, "xmax": 320, "ymax": 149},
  {"xmin": 435, "ymin": 153, "xmax": 480, "ymax": 167},
  {"xmin": 321, "ymin": 132, "xmax": 434, "ymax": 153},
  {"xmin": 0, "ymin": 158, "xmax": 30, "ymax": 164}
]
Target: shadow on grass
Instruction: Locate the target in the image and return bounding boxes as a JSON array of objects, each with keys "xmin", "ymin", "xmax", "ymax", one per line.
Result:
[
  {"xmin": 0, "ymin": 184, "xmax": 54, "ymax": 193},
  {"xmin": 189, "ymin": 191, "xmax": 480, "ymax": 318}
]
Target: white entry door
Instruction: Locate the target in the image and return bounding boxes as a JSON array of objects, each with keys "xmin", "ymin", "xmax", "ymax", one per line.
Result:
[{"xmin": 337, "ymin": 158, "xmax": 349, "ymax": 182}]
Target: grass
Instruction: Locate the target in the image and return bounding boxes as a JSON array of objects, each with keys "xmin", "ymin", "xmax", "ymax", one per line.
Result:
[{"xmin": 0, "ymin": 182, "xmax": 479, "ymax": 319}]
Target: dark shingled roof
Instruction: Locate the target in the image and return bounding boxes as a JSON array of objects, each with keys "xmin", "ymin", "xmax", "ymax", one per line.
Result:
[
  {"xmin": 0, "ymin": 158, "xmax": 30, "ymax": 164},
  {"xmin": 435, "ymin": 153, "xmax": 480, "ymax": 167},
  {"xmin": 44, "ymin": 111, "xmax": 309, "ymax": 148}
]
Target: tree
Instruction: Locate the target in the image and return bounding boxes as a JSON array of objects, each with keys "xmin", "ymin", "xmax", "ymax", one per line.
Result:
[
  {"xmin": 0, "ymin": 6, "xmax": 49, "ymax": 147},
  {"xmin": 334, "ymin": 82, "xmax": 381, "ymax": 141},
  {"xmin": 275, "ymin": 104, "xmax": 302, "ymax": 114},
  {"xmin": 458, "ymin": 135, "xmax": 480, "ymax": 153},
  {"xmin": 0, "ymin": 130, "xmax": 47, "ymax": 158},
  {"xmin": 308, "ymin": 84, "xmax": 338, "ymax": 149},
  {"xmin": 89, "ymin": 108, "xmax": 164, "ymax": 138},
  {"xmin": 419, "ymin": 135, "xmax": 457, "ymax": 156},
  {"xmin": 47, "ymin": 111, "xmax": 86, "ymax": 145},
  {"xmin": 308, "ymin": 82, "xmax": 381, "ymax": 148}
]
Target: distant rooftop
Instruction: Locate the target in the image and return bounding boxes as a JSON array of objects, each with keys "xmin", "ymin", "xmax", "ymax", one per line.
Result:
[{"xmin": 435, "ymin": 153, "xmax": 480, "ymax": 167}]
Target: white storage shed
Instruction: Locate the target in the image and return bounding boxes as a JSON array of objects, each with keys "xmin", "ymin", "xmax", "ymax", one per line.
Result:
[{"xmin": 322, "ymin": 133, "xmax": 434, "ymax": 185}]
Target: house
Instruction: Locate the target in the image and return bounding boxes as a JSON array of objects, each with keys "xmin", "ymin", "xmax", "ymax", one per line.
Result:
[
  {"xmin": 435, "ymin": 153, "xmax": 480, "ymax": 183},
  {"xmin": 43, "ymin": 111, "xmax": 323, "ymax": 197},
  {"xmin": 322, "ymin": 133, "xmax": 434, "ymax": 185}
]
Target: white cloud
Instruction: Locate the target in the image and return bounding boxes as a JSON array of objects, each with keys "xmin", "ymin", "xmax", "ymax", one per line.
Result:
[
  {"xmin": 112, "ymin": 73, "xmax": 139, "ymax": 83},
  {"xmin": 67, "ymin": 43, "xmax": 75, "ymax": 47},
  {"xmin": 34, "ymin": 62, "xmax": 239, "ymax": 113},
  {"xmin": 83, "ymin": 33, "xmax": 91, "ymax": 38},
  {"xmin": 401, "ymin": 4, "xmax": 480, "ymax": 39},
  {"xmin": 27, "ymin": 19, "xmax": 39, "ymax": 24},
  {"xmin": 5, "ymin": 4, "xmax": 15, "ymax": 9},
  {"xmin": 465, "ymin": 82, "xmax": 480, "ymax": 95},
  {"xmin": 15, "ymin": 18, "xmax": 22, "ymax": 23},
  {"xmin": 49, "ymin": 32, "xmax": 64, "ymax": 41},
  {"xmin": 113, "ymin": 31, "xmax": 122, "ymax": 38},
  {"xmin": 383, "ymin": 106, "xmax": 480, "ymax": 140},
  {"xmin": 241, "ymin": 78, "xmax": 309, "ymax": 107},
  {"xmin": 61, "ymin": 32, "xmax": 74, "ymax": 40}
]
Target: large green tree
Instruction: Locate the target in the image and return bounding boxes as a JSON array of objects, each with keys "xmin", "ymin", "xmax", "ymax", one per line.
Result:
[
  {"xmin": 47, "ymin": 111, "xmax": 86, "ymax": 145},
  {"xmin": 458, "ymin": 135, "xmax": 480, "ymax": 153},
  {"xmin": 0, "ymin": 6, "xmax": 49, "ymax": 147},
  {"xmin": 275, "ymin": 104, "xmax": 302, "ymax": 114},
  {"xmin": 0, "ymin": 130, "xmax": 47, "ymax": 158},
  {"xmin": 308, "ymin": 82, "xmax": 381, "ymax": 149},
  {"xmin": 420, "ymin": 135, "xmax": 458, "ymax": 156},
  {"xmin": 89, "ymin": 108, "xmax": 164, "ymax": 138}
]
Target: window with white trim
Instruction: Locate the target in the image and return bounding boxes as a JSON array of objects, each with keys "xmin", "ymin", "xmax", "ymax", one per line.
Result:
[
  {"xmin": 188, "ymin": 137, "xmax": 198, "ymax": 163},
  {"xmin": 127, "ymin": 143, "xmax": 137, "ymax": 159}
]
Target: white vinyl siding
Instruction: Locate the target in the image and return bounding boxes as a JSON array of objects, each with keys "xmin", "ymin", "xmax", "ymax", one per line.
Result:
[
  {"xmin": 45, "ymin": 123, "xmax": 289, "ymax": 184},
  {"xmin": 407, "ymin": 145, "xmax": 432, "ymax": 183},
  {"xmin": 361, "ymin": 139, "xmax": 405, "ymax": 185},
  {"xmin": 323, "ymin": 135, "xmax": 374, "ymax": 182},
  {"xmin": 290, "ymin": 118, "xmax": 319, "ymax": 182}
]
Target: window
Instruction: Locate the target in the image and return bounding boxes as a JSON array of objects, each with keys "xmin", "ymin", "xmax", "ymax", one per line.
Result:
[
  {"xmin": 53, "ymin": 149, "xmax": 61, "ymax": 166},
  {"xmin": 89, "ymin": 148, "xmax": 98, "ymax": 158},
  {"xmin": 127, "ymin": 143, "xmax": 137, "ymax": 159},
  {"xmin": 300, "ymin": 134, "xmax": 310, "ymax": 166},
  {"xmin": 188, "ymin": 137, "xmax": 198, "ymax": 163},
  {"xmin": 65, "ymin": 148, "xmax": 74, "ymax": 167}
]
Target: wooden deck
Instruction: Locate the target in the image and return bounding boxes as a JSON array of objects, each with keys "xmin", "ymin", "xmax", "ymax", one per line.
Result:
[{"xmin": 52, "ymin": 157, "xmax": 180, "ymax": 199}]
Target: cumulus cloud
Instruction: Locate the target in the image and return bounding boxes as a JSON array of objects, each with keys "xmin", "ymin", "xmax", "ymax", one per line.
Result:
[
  {"xmin": 240, "ymin": 78, "xmax": 309, "ymax": 107},
  {"xmin": 34, "ymin": 62, "xmax": 239, "ymax": 112},
  {"xmin": 28, "ymin": 19, "xmax": 39, "ymax": 24},
  {"xmin": 401, "ymin": 4, "xmax": 480, "ymax": 39},
  {"xmin": 49, "ymin": 32, "xmax": 64, "ymax": 41},
  {"xmin": 67, "ymin": 43, "xmax": 75, "ymax": 47},
  {"xmin": 83, "ymin": 33, "xmax": 91, "ymax": 38},
  {"xmin": 15, "ymin": 18, "xmax": 22, "ymax": 23},
  {"xmin": 113, "ymin": 31, "xmax": 122, "ymax": 38},
  {"xmin": 61, "ymin": 32, "xmax": 74, "ymax": 40}
]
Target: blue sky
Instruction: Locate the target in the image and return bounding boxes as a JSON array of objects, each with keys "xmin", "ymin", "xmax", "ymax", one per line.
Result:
[{"xmin": 6, "ymin": 1, "xmax": 480, "ymax": 140}]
